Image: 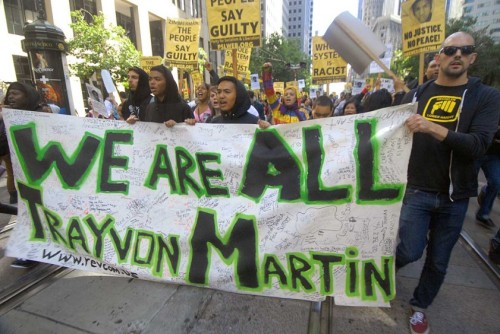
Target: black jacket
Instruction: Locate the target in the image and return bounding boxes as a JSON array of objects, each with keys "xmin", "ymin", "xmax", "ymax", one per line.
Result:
[
  {"xmin": 210, "ymin": 76, "xmax": 259, "ymax": 125},
  {"xmin": 403, "ymin": 77, "xmax": 500, "ymax": 200}
]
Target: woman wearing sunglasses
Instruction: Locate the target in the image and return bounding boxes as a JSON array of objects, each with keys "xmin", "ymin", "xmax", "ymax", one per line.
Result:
[{"xmin": 395, "ymin": 31, "xmax": 500, "ymax": 334}]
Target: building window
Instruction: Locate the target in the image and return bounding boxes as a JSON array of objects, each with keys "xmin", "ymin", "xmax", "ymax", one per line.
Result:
[
  {"xmin": 69, "ymin": 0, "xmax": 97, "ymax": 23},
  {"xmin": 150, "ymin": 20, "xmax": 164, "ymax": 57},
  {"xmin": 12, "ymin": 55, "xmax": 32, "ymax": 84},
  {"xmin": 190, "ymin": 0, "xmax": 199, "ymax": 17},
  {"xmin": 116, "ymin": 11, "xmax": 137, "ymax": 47},
  {"xmin": 4, "ymin": 0, "xmax": 41, "ymax": 35},
  {"xmin": 177, "ymin": 0, "xmax": 185, "ymax": 11}
]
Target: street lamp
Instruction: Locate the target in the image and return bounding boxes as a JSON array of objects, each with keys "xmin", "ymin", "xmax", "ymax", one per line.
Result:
[{"xmin": 286, "ymin": 62, "xmax": 306, "ymax": 80}]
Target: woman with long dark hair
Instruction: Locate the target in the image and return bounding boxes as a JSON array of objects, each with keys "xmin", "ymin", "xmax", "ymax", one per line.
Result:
[
  {"xmin": 127, "ymin": 65, "xmax": 194, "ymax": 127},
  {"xmin": 121, "ymin": 67, "xmax": 152, "ymax": 120}
]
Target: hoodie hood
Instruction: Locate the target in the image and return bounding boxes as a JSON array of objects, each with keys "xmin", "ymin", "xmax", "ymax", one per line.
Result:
[
  {"xmin": 128, "ymin": 67, "xmax": 151, "ymax": 105},
  {"xmin": 4, "ymin": 82, "xmax": 41, "ymax": 111},
  {"xmin": 217, "ymin": 76, "xmax": 251, "ymax": 119},
  {"xmin": 149, "ymin": 65, "xmax": 182, "ymax": 104}
]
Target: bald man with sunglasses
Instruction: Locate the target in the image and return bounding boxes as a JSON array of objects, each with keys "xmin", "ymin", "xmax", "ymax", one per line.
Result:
[{"xmin": 396, "ymin": 32, "xmax": 500, "ymax": 334}]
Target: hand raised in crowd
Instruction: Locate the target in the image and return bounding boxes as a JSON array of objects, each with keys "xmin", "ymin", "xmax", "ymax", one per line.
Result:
[
  {"xmin": 262, "ymin": 62, "xmax": 273, "ymax": 69},
  {"xmin": 393, "ymin": 77, "xmax": 407, "ymax": 93},
  {"xmin": 375, "ymin": 74, "xmax": 382, "ymax": 90},
  {"xmin": 204, "ymin": 61, "xmax": 213, "ymax": 72}
]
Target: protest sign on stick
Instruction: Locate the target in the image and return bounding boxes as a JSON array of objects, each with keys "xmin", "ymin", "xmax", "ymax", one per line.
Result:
[
  {"xmin": 206, "ymin": 0, "xmax": 262, "ymax": 50},
  {"xmin": 165, "ymin": 18, "xmax": 201, "ymax": 69},
  {"xmin": 323, "ymin": 12, "xmax": 386, "ymax": 75}
]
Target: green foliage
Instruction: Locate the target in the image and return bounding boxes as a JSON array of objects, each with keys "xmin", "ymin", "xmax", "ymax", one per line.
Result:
[
  {"xmin": 249, "ymin": 33, "xmax": 310, "ymax": 85},
  {"xmin": 446, "ymin": 17, "xmax": 500, "ymax": 88},
  {"xmin": 391, "ymin": 50, "xmax": 419, "ymax": 80},
  {"xmin": 391, "ymin": 16, "xmax": 500, "ymax": 88},
  {"xmin": 67, "ymin": 11, "xmax": 141, "ymax": 82},
  {"xmin": 198, "ymin": 48, "xmax": 208, "ymax": 73}
]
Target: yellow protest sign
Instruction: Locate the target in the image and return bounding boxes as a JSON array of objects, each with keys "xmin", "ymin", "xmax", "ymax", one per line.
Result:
[
  {"xmin": 191, "ymin": 71, "xmax": 203, "ymax": 88},
  {"xmin": 286, "ymin": 81, "xmax": 298, "ymax": 89},
  {"xmin": 165, "ymin": 18, "xmax": 201, "ymax": 69},
  {"xmin": 401, "ymin": 0, "xmax": 445, "ymax": 56},
  {"xmin": 224, "ymin": 48, "xmax": 251, "ymax": 77},
  {"xmin": 312, "ymin": 36, "xmax": 347, "ymax": 85},
  {"xmin": 274, "ymin": 82, "xmax": 284, "ymax": 94},
  {"xmin": 206, "ymin": 0, "xmax": 261, "ymax": 50},
  {"xmin": 140, "ymin": 56, "xmax": 163, "ymax": 73}
]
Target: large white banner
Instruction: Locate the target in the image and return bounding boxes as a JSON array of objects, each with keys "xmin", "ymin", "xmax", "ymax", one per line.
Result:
[{"xmin": 5, "ymin": 105, "xmax": 415, "ymax": 306}]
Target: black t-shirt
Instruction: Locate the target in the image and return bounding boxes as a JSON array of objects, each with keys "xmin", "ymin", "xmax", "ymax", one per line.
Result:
[
  {"xmin": 406, "ymin": 82, "xmax": 467, "ymax": 192},
  {"xmin": 143, "ymin": 100, "xmax": 193, "ymax": 123}
]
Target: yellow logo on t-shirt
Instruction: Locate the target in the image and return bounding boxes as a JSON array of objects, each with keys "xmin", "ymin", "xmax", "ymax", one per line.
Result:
[{"xmin": 422, "ymin": 96, "xmax": 461, "ymax": 123}]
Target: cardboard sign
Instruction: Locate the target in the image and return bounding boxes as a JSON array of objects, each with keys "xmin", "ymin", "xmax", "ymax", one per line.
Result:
[
  {"xmin": 401, "ymin": 0, "xmax": 445, "ymax": 56},
  {"xmin": 312, "ymin": 36, "xmax": 348, "ymax": 84},
  {"xmin": 224, "ymin": 48, "xmax": 252, "ymax": 76},
  {"xmin": 165, "ymin": 18, "xmax": 201, "ymax": 69},
  {"xmin": 323, "ymin": 12, "xmax": 386, "ymax": 75},
  {"xmin": 140, "ymin": 56, "xmax": 163, "ymax": 73},
  {"xmin": 206, "ymin": 0, "xmax": 262, "ymax": 50},
  {"xmin": 250, "ymin": 74, "xmax": 260, "ymax": 90},
  {"xmin": 273, "ymin": 82, "xmax": 284, "ymax": 94}
]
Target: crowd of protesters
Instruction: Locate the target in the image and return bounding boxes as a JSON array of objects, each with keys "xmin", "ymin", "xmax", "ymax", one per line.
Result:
[{"xmin": 0, "ymin": 30, "xmax": 499, "ymax": 334}]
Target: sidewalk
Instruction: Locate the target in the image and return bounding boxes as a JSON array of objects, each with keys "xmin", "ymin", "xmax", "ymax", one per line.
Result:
[{"xmin": 0, "ymin": 177, "xmax": 499, "ymax": 333}]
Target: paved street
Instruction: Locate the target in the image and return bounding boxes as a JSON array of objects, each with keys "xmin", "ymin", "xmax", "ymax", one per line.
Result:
[{"xmin": 0, "ymin": 173, "xmax": 499, "ymax": 333}]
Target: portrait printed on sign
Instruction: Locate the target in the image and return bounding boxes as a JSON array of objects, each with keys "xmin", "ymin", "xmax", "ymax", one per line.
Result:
[
  {"xmin": 401, "ymin": 0, "xmax": 445, "ymax": 56},
  {"xmin": 412, "ymin": 0, "xmax": 432, "ymax": 23}
]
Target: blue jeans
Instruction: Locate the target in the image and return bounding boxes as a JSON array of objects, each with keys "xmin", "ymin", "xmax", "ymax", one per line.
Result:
[
  {"xmin": 477, "ymin": 154, "xmax": 500, "ymax": 219},
  {"xmin": 396, "ymin": 187, "xmax": 469, "ymax": 309}
]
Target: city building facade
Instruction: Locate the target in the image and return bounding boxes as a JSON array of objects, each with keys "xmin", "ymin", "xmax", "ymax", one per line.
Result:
[
  {"xmin": 1, "ymin": 0, "xmax": 211, "ymax": 114},
  {"xmin": 285, "ymin": 0, "xmax": 313, "ymax": 55},
  {"xmin": 462, "ymin": 0, "xmax": 500, "ymax": 43}
]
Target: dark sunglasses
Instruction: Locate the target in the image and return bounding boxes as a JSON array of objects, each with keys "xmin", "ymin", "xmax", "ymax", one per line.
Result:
[{"xmin": 439, "ymin": 45, "xmax": 475, "ymax": 56}]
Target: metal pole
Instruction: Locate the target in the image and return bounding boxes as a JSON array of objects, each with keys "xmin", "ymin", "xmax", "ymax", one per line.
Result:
[{"xmin": 308, "ymin": 301, "xmax": 322, "ymax": 334}]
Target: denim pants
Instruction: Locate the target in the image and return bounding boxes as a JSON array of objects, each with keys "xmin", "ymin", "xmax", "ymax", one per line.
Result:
[
  {"xmin": 477, "ymin": 154, "xmax": 500, "ymax": 219},
  {"xmin": 396, "ymin": 187, "xmax": 469, "ymax": 309}
]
